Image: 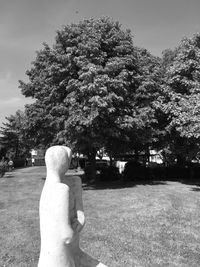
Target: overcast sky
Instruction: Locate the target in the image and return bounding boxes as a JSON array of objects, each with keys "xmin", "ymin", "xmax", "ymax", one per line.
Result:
[{"xmin": 0, "ymin": 0, "xmax": 200, "ymax": 126}]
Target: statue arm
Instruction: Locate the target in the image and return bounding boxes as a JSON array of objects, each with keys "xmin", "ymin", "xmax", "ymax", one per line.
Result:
[{"xmin": 72, "ymin": 177, "xmax": 85, "ymax": 233}]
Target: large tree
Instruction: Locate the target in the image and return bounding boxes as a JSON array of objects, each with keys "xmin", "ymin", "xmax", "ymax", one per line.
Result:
[
  {"xmin": 161, "ymin": 33, "xmax": 200, "ymax": 164},
  {"xmin": 19, "ymin": 17, "xmax": 143, "ymax": 175}
]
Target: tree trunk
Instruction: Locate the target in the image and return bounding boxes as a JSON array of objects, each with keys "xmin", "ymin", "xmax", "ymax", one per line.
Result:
[
  {"xmin": 15, "ymin": 140, "xmax": 19, "ymax": 158},
  {"xmin": 145, "ymin": 147, "xmax": 150, "ymax": 165},
  {"xmin": 108, "ymin": 151, "xmax": 113, "ymax": 166},
  {"xmin": 176, "ymin": 154, "xmax": 186, "ymax": 166},
  {"xmin": 134, "ymin": 149, "xmax": 139, "ymax": 162},
  {"xmin": 86, "ymin": 148, "xmax": 97, "ymax": 181}
]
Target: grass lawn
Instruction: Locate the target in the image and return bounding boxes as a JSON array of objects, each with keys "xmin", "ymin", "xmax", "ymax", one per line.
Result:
[{"xmin": 0, "ymin": 167, "xmax": 200, "ymax": 266}]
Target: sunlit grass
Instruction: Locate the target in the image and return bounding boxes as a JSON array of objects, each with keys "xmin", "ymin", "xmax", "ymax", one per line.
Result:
[{"xmin": 0, "ymin": 167, "xmax": 200, "ymax": 266}]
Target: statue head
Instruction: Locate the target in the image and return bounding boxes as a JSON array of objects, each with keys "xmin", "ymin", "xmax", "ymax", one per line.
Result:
[{"xmin": 45, "ymin": 145, "xmax": 72, "ymax": 178}]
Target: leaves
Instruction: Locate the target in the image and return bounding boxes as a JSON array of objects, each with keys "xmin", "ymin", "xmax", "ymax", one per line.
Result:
[
  {"xmin": 15, "ymin": 19, "xmax": 200, "ymax": 164},
  {"xmin": 19, "ymin": 17, "xmax": 145, "ymax": 155},
  {"xmin": 159, "ymin": 33, "xmax": 200, "ymax": 162}
]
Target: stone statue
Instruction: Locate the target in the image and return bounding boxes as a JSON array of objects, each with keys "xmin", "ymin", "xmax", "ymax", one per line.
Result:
[{"xmin": 38, "ymin": 145, "xmax": 107, "ymax": 267}]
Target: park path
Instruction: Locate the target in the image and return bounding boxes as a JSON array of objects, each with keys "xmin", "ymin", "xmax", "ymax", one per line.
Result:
[{"xmin": 3, "ymin": 166, "xmax": 84, "ymax": 179}]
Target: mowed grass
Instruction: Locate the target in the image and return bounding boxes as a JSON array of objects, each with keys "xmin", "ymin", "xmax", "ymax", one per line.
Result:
[{"xmin": 0, "ymin": 167, "xmax": 200, "ymax": 266}]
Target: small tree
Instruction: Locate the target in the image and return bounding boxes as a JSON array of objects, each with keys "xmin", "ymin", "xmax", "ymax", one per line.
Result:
[{"xmin": 0, "ymin": 110, "xmax": 31, "ymax": 159}]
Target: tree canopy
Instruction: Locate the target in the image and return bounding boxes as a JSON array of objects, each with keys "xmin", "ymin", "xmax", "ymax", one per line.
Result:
[
  {"xmin": 2, "ymin": 17, "xmax": 200, "ymax": 170},
  {"xmin": 161, "ymin": 33, "xmax": 200, "ymax": 163},
  {"xmin": 20, "ymin": 17, "xmax": 158, "ymax": 162}
]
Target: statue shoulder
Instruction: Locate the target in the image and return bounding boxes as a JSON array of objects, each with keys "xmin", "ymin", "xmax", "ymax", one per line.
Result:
[
  {"xmin": 53, "ymin": 183, "xmax": 70, "ymax": 195},
  {"xmin": 40, "ymin": 183, "xmax": 71, "ymax": 212},
  {"xmin": 58, "ymin": 182, "xmax": 70, "ymax": 189}
]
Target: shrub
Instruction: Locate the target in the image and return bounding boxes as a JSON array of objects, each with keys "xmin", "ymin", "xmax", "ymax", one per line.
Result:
[
  {"xmin": 147, "ymin": 163, "xmax": 166, "ymax": 180},
  {"xmin": 34, "ymin": 158, "xmax": 45, "ymax": 166},
  {"xmin": 84, "ymin": 164, "xmax": 96, "ymax": 181},
  {"xmin": 123, "ymin": 160, "xmax": 146, "ymax": 182},
  {"xmin": 165, "ymin": 165, "xmax": 189, "ymax": 180},
  {"xmin": 13, "ymin": 158, "xmax": 26, "ymax": 168},
  {"xmin": 99, "ymin": 166, "xmax": 121, "ymax": 181},
  {"xmin": 79, "ymin": 158, "xmax": 86, "ymax": 169}
]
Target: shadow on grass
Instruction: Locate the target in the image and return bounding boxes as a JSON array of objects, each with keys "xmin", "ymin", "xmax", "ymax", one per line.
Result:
[
  {"xmin": 82, "ymin": 178, "xmax": 167, "ymax": 190},
  {"xmin": 2, "ymin": 173, "xmax": 15, "ymax": 178},
  {"xmin": 176, "ymin": 178, "xmax": 200, "ymax": 187},
  {"xmin": 40, "ymin": 173, "xmax": 167, "ymax": 190},
  {"xmin": 82, "ymin": 173, "xmax": 200, "ymax": 190},
  {"xmin": 191, "ymin": 187, "xmax": 200, "ymax": 191},
  {"xmin": 37, "ymin": 175, "xmax": 200, "ymax": 192}
]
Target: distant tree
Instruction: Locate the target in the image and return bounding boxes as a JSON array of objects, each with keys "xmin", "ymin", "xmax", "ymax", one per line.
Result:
[
  {"xmin": 23, "ymin": 101, "xmax": 58, "ymax": 148},
  {"xmin": 0, "ymin": 110, "xmax": 31, "ymax": 159}
]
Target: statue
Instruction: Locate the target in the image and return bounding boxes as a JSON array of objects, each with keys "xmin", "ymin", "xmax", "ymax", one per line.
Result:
[{"xmin": 38, "ymin": 145, "xmax": 107, "ymax": 267}]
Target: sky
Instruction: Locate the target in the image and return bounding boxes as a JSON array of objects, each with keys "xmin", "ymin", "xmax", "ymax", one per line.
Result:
[{"xmin": 0, "ymin": 0, "xmax": 200, "ymax": 126}]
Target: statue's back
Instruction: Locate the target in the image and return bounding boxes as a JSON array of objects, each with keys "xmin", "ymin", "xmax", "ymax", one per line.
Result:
[{"xmin": 38, "ymin": 183, "xmax": 75, "ymax": 267}]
